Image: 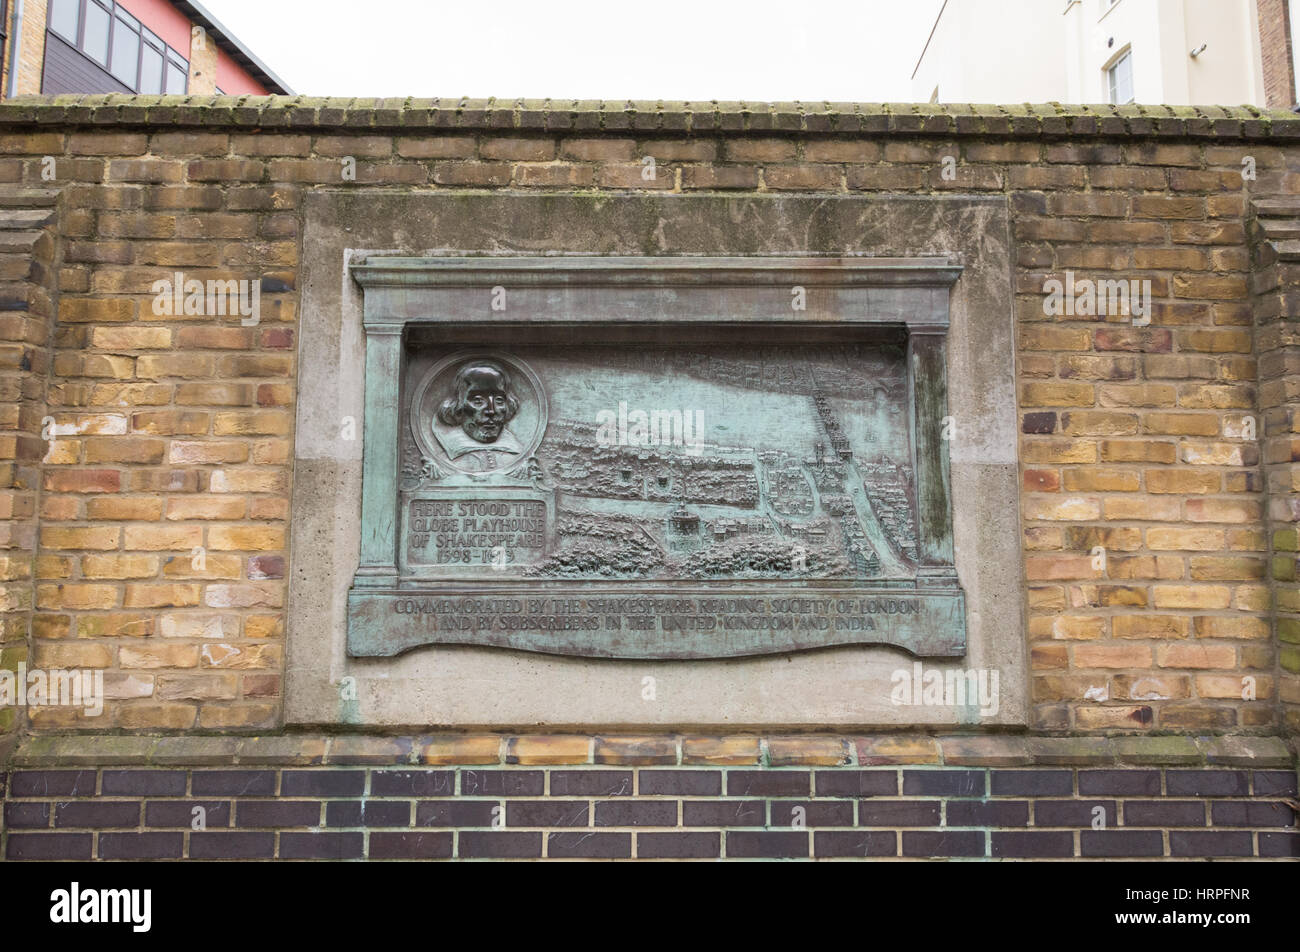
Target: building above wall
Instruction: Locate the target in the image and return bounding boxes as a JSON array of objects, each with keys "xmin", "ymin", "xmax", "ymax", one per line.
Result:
[{"xmin": 0, "ymin": 0, "xmax": 291, "ymax": 101}]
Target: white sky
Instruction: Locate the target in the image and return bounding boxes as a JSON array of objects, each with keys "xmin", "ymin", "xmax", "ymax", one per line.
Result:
[{"xmin": 201, "ymin": 0, "xmax": 946, "ymax": 100}]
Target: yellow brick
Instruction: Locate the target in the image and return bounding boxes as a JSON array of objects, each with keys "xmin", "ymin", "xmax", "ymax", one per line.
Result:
[
  {"xmin": 1023, "ymin": 497, "xmax": 1101, "ymax": 521},
  {"xmin": 1145, "ymin": 470, "xmax": 1220, "ymax": 494},
  {"xmin": 1146, "ymin": 527, "xmax": 1225, "ymax": 550},
  {"xmin": 123, "ymin": 525, "xmax": 203, "ymax": 550},
  {"xmin": 87, "ymin": 497, "xmax": 165, "ymax": 521},
  {"xmin": 1157, "ymin": 643, "xmax": 1236, "ymax": 668},
  {"xmin": 33, "ymin": 643, "xmax": 113, "ymax": 667},
  {"xmin": 81, "ymin": 554, "xmax": 159, "ymax": 579},
  {"xmin": 1099, "ymin": 440, "xmax": 1176, "ymax": 463},
  {"xmin": 1021, "ymin": 382, "xmax": 1095, "ymax": 407},
  {"xmin": 90, "ymin": 327, "xmax": 172, "ymax": 349},
  {"xmin": 120, "ymin": 644, "xmax": 200, "ymax": 668},
  {"xmin": 36, "ymin": 583, "xmax": 118, "ymax": 610},
  {"xmin": 1113, "ymin": 615, "xmax": 1188, "ymax": 638},
  {"xmin": 165, "ymin": 497, "xmax": 246, "ymax": 520},
  {"xmin": 208, "ymin": 526, "xmax": 284, "ymax": 551},
  {"xmin": 1074, "ymin": 643, "xmax": 1153, "ymax": 669},
  {"xmin": 122, "ymin": 583, "xmax": 202, "ymax": 608},
  {"xmin": 1152, "ymin": 585, "xmax": 1232, "ymax": 610},
  {"xmin": 1103, "ymin": 497, "xmax": 1182, "ymax": 521},
  {"xmin": 1192, "ymin": 616, "xmax": 1268, "ymax": 639},
  {"xmin": 1023, "ymin": 440, "xmax": 1097, "ymax": 464},
  {"xmin": 41, "ymin": 526, "xmax": 119, "ymax": 549},
  {"xmin": 1062, "ymin": 468, "xmax": 1141, "ymax": 492},
  {"xmin": 1195, "ymin": 674, "xmax": 1270, "ymax": 699}
]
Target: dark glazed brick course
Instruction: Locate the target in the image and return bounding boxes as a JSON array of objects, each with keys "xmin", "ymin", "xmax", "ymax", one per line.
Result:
[
  {"xmin": 4, "ymin": 801, "xmax": 51, "ymax": 827},
  {"xmin": 145, "ymin": 800, "xmax": 230, "ymax": 827},
  {"xmin": 189, "ymin": 832, "xmax": 274, "ymax": 859},
  {"xmin": 548, "ymin": 831, "xmax": 631, "ymax": 858},
  {"xmin": 101, "ymin": 770, "xmax": 187, "ymax": 796},
  {"xmin": 1252, "ymin": 771, "xmax": 1299, "ymax": 796},
  {"xmin": 902, "ymin": 831, "xmax": 984, "ymax": 857},
  {"xmin": 55, "ymin": 800, "xmax": 141, "ymax": 827},
  {"xmin": 1034, "ymin": 800, "xmax": 1116, "ymax": 827},
  {"xmin": 682, "ymin": 799, "xmax": 765, "ymax": 827},
  {"xmin": 370, "ymin": 770, "xmax": 454, "ymax": 796},
  {"xmin": 1078, "ymin": 770, "xmax": 1161, "ymax": 796},
  {"xmin": 771, "ymin": 799, "xmax": 855, "ymax": 827},
  {"xmin": 1122, "ymin": 800, "xmax": 1205, "ymax": 827},
  {"xmin": 638, "ymin": 831, "xmax": 720, "ymax": 858},
  {"xmin": 1210, "ymin": 801, "xmax": 1296, "ymax": 828},
  {"xmin": 281, "ymin": 770, "xmax": 365, "ymax": 797},
  {"xmin": 902, "ymin": 770, "xmax": 984, "ymax": 797},
  {"xmin": 280, "ymin": 832, "xmax": 364, "ymax": 859},
  {"xmin": 459, "ymin": 770, "xmax": 544, "ymax": 797},
  {"xmin": 99, "ymin": 832, "xmax": 183, "ymax": 859},
  {"xmin": 548, "ymin": 770, "xmax": 632, "ymax": 796},
  {"xmin": 1169, "ymin": 831, "xmax": 1253, "ymax": 857},
  {"xmin": 11, "ymin": 770, "xmax": 96, "ymax": 797},
  {"xmin": 191, "ymin": 770, "xmax": 275, "ymax": 797},
  {"xmin": 1081, "ymin": 831, "xmax": 1164, "ymax": 857},
  {"xmin": 814, "ymin": 770, "xmax": 896, "ymax": 797},
  {"xmin": 990, "ymin": 770, "xmax": 1072, "ymax": 797},
  {"xmin": 459, "ymin": 831, "xmax": 542, "ymax": 858},
  {"xmin": 593, "ymin": 800, "xmax": 677, "ymax": 827},
  {"xmin": 1167, "ymin": 771, "xmax": 1251, "ymax": 797},
  {"xmin": 946, "ymin": 800, "xmax": 1029, "ymax": 827},
  {"xmin": 992, "ymin": 831, "xmax": 1074, "ymax": 858},
  {"xmin": 814, "ymin": 830, "xmax": 896, "ymax": 857},
  {"xmin": 1258, "ymin": 833, "xmax": 1300, "ymax": 857},
  {"xmin": 417, "ymin": 800, "xmax": 498, "ymax": 827},
  {"xmin": 727, "ymin": 830, "xmax": 809, "ymax": 858},
  {"xmin": 6, "ymin": 832, "xmax": 93, "ymax": 860},
  {"xmin": 236, "ymin": 800, "xmax": 321, "ymax": 827},
  {"xmin": 726, "ymin": 770, "xmax": 810, "ymax": 796},
  {"xmin": 638, "ymin": 770, "xmax": 721, "ymax": 796},
  {"xmin": 508, "ymin": 799, "xmax": 590, "ymax": 827},
  {"xmin": 369, "ymin": 832, "xmax": 454, "ymax": 858},
  {"xmin": 858, "ymin": 800, "xmax": 941, "ymax": 827},
  {"xmin": 0, "ymin": 764, "xmax": 1294, "ymax": 860}
]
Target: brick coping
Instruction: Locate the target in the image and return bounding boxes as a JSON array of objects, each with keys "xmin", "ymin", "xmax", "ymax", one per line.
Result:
[
  {"xmin": 0, "ymin": 95, "xmax": 1296, "ymax": 139},
  {"xmin": 4, "ymin": 733, "xmax": 1295, "ymax": 769}
]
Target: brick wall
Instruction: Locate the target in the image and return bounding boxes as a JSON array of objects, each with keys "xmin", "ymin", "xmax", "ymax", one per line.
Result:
[
  {"xmin": 0, "ymin": 94, "xmax": 1289, "ymax": 853},
  {"xmin": 0, "ymin": 99, "xmax": 1295, "ymax": 860},
  {"xmin": 2, "ymin": 734, "xmax": 1295, "ymax": 860},
  {"xmin": 0, "ymin": 185, "xmax": 58, "ymax": 740},
  {"xmin": 1259, "ymin": 0, "xmax": 1297, "ymax": 110},
  {"xmin": 0, "ymin": 99, "xmax": 1292, "ymax": 737}
]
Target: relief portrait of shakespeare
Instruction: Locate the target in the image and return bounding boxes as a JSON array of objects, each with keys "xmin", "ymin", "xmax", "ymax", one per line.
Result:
[{"xmin": 431, "ymin": 359, "xmax": 526, "ymax": 473}]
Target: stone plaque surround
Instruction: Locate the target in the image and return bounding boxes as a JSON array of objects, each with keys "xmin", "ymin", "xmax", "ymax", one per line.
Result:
[{"xmin": 288, "ymin": 191, "xmax": 1024, "ymax": 728}]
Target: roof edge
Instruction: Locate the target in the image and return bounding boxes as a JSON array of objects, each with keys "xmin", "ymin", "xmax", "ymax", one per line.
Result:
[
  {"xmin": 172, "ymin": 0, "xmax": 294, "ymax": 95},
  {"xmin": 0, "ymin": 96, "xmax": 1295, "ymax": 139}
]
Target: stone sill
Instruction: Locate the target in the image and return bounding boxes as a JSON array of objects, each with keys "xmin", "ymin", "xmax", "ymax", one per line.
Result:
[
  {"xmin": 0, "ymin": 96, "xmax": 1295, "ymax": 140},
  {"xmin": 5, "ymin": 733, "xmax": 1295, "ymax": 769}
]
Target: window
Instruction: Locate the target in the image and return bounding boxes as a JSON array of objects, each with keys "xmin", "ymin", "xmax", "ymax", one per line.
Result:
[
  {"xmin": 165, "ymin": 48, "xmax": 188, "ymax": 94},
  {"xmin": 49, "ymin": 0, "xmax": 78, "ymax": 41},
  {"xmin": 45, "ymin": 0, "xmax": 188, "ymax": 94},
  {"xmin": 138, "ymin": 29, "xmax": 163, "ymax": 94},
  {"xmin": 109, "ymin": 6, "xmax": 139, "ymax": 86},
  {"xmin": 1107, "ymin": 49, "xmax": 1134, "ymax": 104},
  {"xmin": 82, "ymin": 0, "xmax": 109, "ymax": 65}
]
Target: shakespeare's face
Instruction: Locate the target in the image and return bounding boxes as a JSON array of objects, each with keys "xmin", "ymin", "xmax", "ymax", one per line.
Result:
[
  {"xmin": 462, "ymin": 375, "xmax": 509, "ymax": 443},
  {"xmin": 437, "ymin": 361, "xmax": 520, "ymax": 445}
]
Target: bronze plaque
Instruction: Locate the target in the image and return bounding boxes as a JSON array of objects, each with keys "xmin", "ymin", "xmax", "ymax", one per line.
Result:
[{"xmin": 347, "ymin": 257, "xmax": 966, "ymax": 659}]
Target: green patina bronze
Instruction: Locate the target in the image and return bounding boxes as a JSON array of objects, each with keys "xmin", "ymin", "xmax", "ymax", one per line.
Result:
[{"xmin": 347, "ymin": 256, "xmax": 967, "ymax": 660}]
